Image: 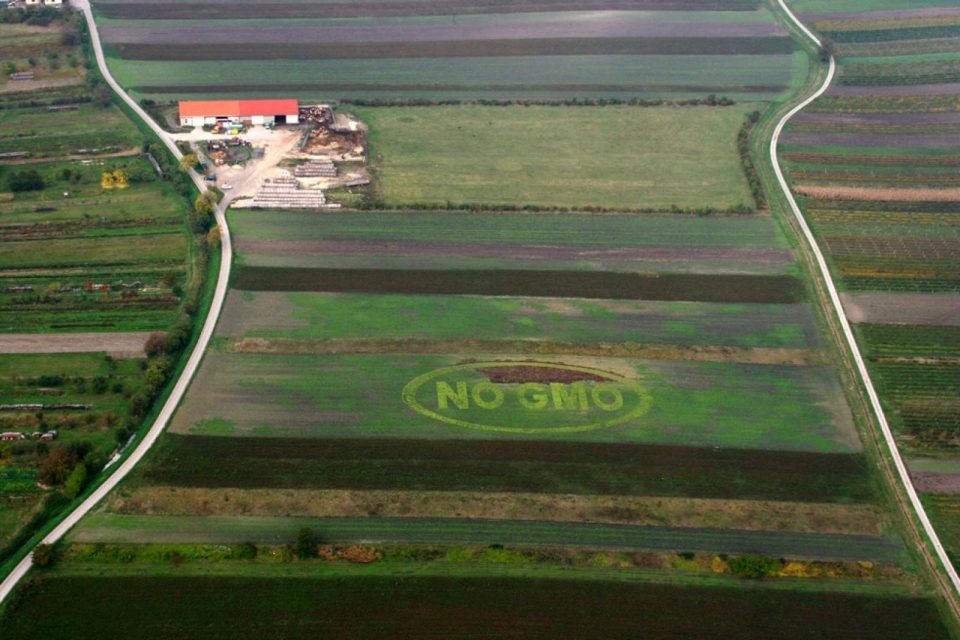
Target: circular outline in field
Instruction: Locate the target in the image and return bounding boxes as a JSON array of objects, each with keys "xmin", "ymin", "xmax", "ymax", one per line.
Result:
[{"xmin": 402, "ymin": 361, "xmax": 652, "ymax": 434}]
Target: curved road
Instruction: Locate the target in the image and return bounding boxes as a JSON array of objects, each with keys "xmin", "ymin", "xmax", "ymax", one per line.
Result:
[
  {"xmin": 0, "ymin": 0, "xmax": 233, "ymax": 604},
  {"xmin": 1, "ymin": 0, "xmax": 957, "ymax": 612},
  {"xmin": 772, "ymin": 0, "xmax": 960, "ymax": 597}
]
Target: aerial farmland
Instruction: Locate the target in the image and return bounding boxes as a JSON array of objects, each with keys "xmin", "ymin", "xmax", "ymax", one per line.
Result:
[{"xmin": 1, "ymin": 0, "xmax": 959, "ymax": 638}]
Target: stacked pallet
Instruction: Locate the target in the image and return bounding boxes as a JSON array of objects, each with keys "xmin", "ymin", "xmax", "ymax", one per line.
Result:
[
  {"xmin": 251, "ymin": 175, "xmax": 326, "ymax": 208},
  {"xmin": 293, "ymin": 159, "xmax": 338, "ymax": 178}
]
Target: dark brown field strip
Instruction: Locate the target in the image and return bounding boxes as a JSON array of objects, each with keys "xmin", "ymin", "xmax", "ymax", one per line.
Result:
[
  {"xmin": 111, "ymin": 37, "xmax": 792, "ymax": 61},
  {"xmin": 97, "ymin": 0, "xmax": 760, "ymax": 20},
  {"xmin": 137, "ymin": 82, "xmax": 785, "ymax": 95},
  {"xmin": 141, "ymin": 435, "xmax": 878, "ymax": 503},
  {"xmin": 226, "ymin": 337, "xmax": 825, "ymax": 366},
  {"xmin": 232, "ymin": 267, "xmax": 804, "ymax": 303}
]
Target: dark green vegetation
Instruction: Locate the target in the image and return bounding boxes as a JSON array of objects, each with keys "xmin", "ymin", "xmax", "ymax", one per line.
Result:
[
  {"xmin": 0, "ymin": 10, "xmax": 209, "ymax": 570},
  {"xmin": 138, "ymin": 435, "xmax": 877, "ymax": 502},
  {"xmin": 94, "ymin": 3, "xmax": 802, "ymax": 102},
  {"xmin": 234, "ymin": 268, "xmax": 803, "ymax": 303},
  {"xmin": 782, "ymin": 1, "xmax": 960, "ymax": 582},
  {"xmin": 0, "ymin": 575, "xmax": 949, "ymax": 640}
]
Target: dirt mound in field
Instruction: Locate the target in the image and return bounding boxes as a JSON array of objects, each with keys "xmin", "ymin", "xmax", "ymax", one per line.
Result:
[{"xmin": 475, "ymin": 361, "xmax": 609, "ymax": 384}]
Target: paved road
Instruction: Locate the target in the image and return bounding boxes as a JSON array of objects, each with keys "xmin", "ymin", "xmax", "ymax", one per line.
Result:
[
  {"xmin": 0, "ymin": 0, "xmax": 233, "ymax": 604},
  {"xmin": 771, "ymin": 0, "xmax": 960, "ymax": 598}
]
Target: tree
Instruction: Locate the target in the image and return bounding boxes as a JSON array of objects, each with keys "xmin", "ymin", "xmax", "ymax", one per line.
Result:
[
  {"xmin": 145, "ymin": 332, "xmax": 171, "ymax": 357},
  {"xmin": 32, "ymin": 544, "xmax": 55, "ymax": 568},
  {"xmin": 101, "ymin": 171, "xmax": 116, "ymax": 190},
  {"xmin": 112, "ymin": 169, "xmax": 129, "ymax": 189},
  {"xmin": 294, "ymin": 527, "xmax": 318, "ymax": 559},
  {"xmin": 179, "ymin": 154, "xmax": 198, "ymax": 173},
  {"xmin": 93, "ymin": 83, "xmax": 113, "ymax": 108},
  {"xmin": 207, "ymin": 226, "xmax": 221, "ymax": 247},
  {"xmin": 39, "ymin": 447, "xmax": 77, "ymax": 486},
  {"xmin": 8, "ymin": 170, "xmax": 45, "ymax": 193},
  {"xmin": 63, "ymin": 463, "xmax": 88, "ymax": 499}
]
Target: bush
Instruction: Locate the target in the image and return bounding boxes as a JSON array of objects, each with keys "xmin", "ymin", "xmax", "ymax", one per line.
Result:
[
  {"xmin": 32, "ymin": 544, "xmax": 55, "ymax": 568},
  {"xmin": 294, "ymin": 527, "xmax": 318, "ymax": 559},
  {"xmin": 8, "ymin": 170, "xmax": 45, "ymax": 193},
  {"xmin": 728, "ymin": 555, "xmax": 779, "ymax": 579},
  {"xmin": 63, "ymin": 463, "xmax": 88, "ymax": 499}
]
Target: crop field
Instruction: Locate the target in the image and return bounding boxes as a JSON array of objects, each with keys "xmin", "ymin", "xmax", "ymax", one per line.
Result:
[
  {"xmin": 130, "ymin": 434, "xmax": 877, "ymax": 502},
  {"xmin": 218, "ymin": 292, "xmax": 821, "ymax": 349},
  {"xmin": 0, "ymin": 103, "xmax": 141, "ymax": 160},
  {"xmin": 229, "ymin": 210, "xmax": 795, "ymax": 274},
  {"xmin": 2, "ymin": 574, "xmax": 950, "ymax": 640},
  {"xmin": 168, "ymin": 352, "xmax": 857, "ymax": 452},
  {"xmin": 94, "ymin": 2, "xmax": 803, "ymax": 101},
  {"xmin": 0, "ymin": 22, "xmax": 86, "ymax": 94},
  {"xmin": 358, "ymin": 105, "xmax": 755, "ymax": 210}
]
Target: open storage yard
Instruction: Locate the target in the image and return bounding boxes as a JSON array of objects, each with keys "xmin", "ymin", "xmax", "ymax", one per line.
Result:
[{"xmin": 2, "ymin": 0, "xmax": 959, "ymax": 638}]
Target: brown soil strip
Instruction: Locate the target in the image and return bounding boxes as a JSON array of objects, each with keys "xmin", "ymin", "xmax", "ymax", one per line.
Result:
[
  {"xmin": 105, "ymin": 486, "xmax": 886, "ymax": 537},
  {"xmin": 238, "ymin": 239, "xmax": 793, "ymax": 264},
  {"xmin": 233, "ymin": 267, "xmax": 804, "ymax": 303},
  {"xmin": 113, "ymin": 37, "xmax": 792, "ymax": 61},
  {"xmin": 227, "ymin": 337, "xmax": 825, "ymax": 366},
  {"xmin": 138, "ymin": 82, "xmax": 784, "ymax": 95},
  {"xmin": 841, "ymin": 293, "xmax": 960, "ymax": 326},
  {"xmin": 0, "ymin": 331, "xmax": 153, "ymax": 358},
  {"xmin": 830, "ymin": 82, "xmax": 960, "ymax": 97},
  {"xmin": 795, "ymin": 185, "xmax": 960, "ymax": 202},
  {"xmin": 782, "ymin": 132, "xmax": 960, "ymax": 148},
  {"xmin": 102, "ymin": 22, "xmax": 785, "ymax": 46},
  {"xmin": 910, "ymin": 472, "xmax": 960, "ymax": 495},
  {"xmin": 97, "ymin": 0, "xmax": 760, "ymax": 20},
  {"xmin": 0, "ymin": 146, "xmax": 141, "ymax": 166}
]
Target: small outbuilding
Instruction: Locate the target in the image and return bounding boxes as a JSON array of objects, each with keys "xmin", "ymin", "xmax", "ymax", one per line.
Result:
[{"xmin": 179, "ymin": 99, "xmax": 299, "ymax": 128}]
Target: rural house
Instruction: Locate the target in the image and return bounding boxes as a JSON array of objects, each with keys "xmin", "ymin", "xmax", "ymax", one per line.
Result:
[{"xmin": 178, "ymin": 99, "xmax": 300, "ymax": 127}]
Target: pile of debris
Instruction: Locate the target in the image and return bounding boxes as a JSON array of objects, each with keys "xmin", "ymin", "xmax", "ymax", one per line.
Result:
[
  {"xmin": 0, "ymin": 430, "xmax": 58, "ymax": 442},
  {"xmin": 299, "ymin": 105, "xmax": 334, "ymax": 127},
  {"xmin": 251, "ymin": 174, "xmax": 327, "ymax": 209},
  {"xmin": 293, "ymin": 159, "xmax": 338, "ymax": 178}
]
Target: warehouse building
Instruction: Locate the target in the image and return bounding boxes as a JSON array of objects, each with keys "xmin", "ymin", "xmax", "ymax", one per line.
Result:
[{"xmin": 178, "ymin": 99, "xmax": 299, "ymax": 127}]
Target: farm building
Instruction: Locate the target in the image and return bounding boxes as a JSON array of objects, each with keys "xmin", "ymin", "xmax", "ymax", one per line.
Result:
[{"xmin": 179, "ymin": 99, "xmax": 299, "ymax": 127}]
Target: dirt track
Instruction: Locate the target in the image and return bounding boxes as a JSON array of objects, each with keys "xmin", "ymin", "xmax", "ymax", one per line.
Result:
[{"xmin": 0, "ymin": 332, "xmax": 153, "ymax": 358}]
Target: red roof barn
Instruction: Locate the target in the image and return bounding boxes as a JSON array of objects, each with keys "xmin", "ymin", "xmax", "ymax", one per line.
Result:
[{"xmin": 178, "ymin": 99, "xmax": 299, "ymax": 127}]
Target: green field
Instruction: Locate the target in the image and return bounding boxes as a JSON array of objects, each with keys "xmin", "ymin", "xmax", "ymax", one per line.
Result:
[
  {"xmin": 358, "ymin": 105, "xmax": 755, "ymax": 209},
  {"xmin": 170, "ymin": 352, "xmax": 857, "ymax": 452},
  {"xmin": 218, "ymin": 292, "xmax": 821, "ymax": 349}
]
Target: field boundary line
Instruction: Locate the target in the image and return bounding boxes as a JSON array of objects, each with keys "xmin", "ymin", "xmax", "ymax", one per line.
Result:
[
  {"xmin": 0, "ymin": 0, "xmax": 233, "ymax": 604},
  {"xmin": 772, "ymin": 0, "xmax": 960, "ymax": 602}
]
